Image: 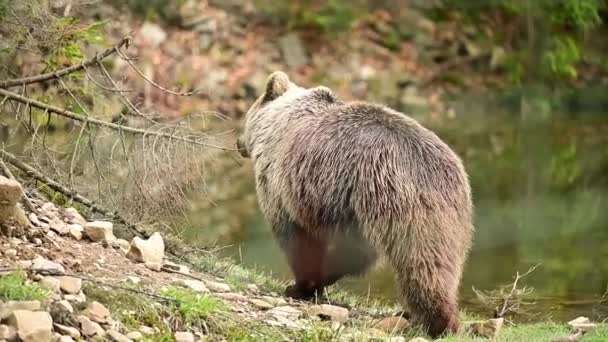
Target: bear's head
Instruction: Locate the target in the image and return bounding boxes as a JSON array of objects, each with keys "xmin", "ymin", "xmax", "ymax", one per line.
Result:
[{"xmin": 236, "ymin": 71, "xmax": 299, "ymax": 158}]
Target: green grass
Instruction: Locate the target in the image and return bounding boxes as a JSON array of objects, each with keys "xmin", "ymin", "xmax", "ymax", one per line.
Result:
[
  {"xmin": 161, "ymin": 286, "xmax": 225, "ymax": 328},
  {"xmin": 0, "ymin": 272, "xmax": 49, "ymax": 301},
  {"xmin": 83, "ymin": 284, "xmax": 167, "ymax": 331}
]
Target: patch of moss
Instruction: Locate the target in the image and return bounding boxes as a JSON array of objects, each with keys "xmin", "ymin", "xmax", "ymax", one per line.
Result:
[{"xmin": 0, "ymin": 272, "xmax": 49, "ymax": 301}]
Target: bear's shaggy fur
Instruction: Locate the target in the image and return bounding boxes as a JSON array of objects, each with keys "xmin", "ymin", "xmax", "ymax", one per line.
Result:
[{"xmin": 237, "ymin": 71, "xmax": 473, "ymax": 338}]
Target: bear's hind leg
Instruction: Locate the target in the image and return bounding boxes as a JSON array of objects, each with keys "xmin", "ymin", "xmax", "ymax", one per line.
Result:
[
  {"xmin": 394, "ymin": 258, "xmax": 460, "ymax": 339},
  {"xmin": 276, "ymin": 223, "xmax": 327, "ymax": 300}
]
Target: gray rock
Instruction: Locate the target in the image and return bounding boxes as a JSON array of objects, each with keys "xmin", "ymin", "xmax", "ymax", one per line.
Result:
[
  {"xmin": 84, "ymin": 221, "xmax": 115, "ymax": 242},
  {"xmin": 249, "ymin": 298, "xmax": 273, "ymax": 310},
  {"xmin": 6, "ymin": 310, "xmax": 52, "ymax": 342},
  {"xmin": 67, "ymin": 224, "xmax": 83, "ymax": 240},
  {"xmin": 28, "ymin": 213, "xmax": 41, "ymax": 226},
  {"xmin": 175, "ymin": 279, "xmax": 208, "ymax": 293},
  {"xmin": 53, "ymin": 324, "xmax": 80, "ymax": 339},
  {"xmin": 372, "ymin": 316, "xmax": 410, "ymax": 333},
  {"xmin": 49, "ymin": 218, "xmax": 69, "ymax": 235},
  {"xmin": 278, "ymin": 33, "xmax": 309, "ymax": 69},
  {"xmin": 107, "ymin": 329, "xmax": 132, "ymax": 342},
  {"xmin": 174, "ymin": 331, "xmax": 194, "ymax": 342},
  {"xmin": 307, "ymin": 304, "xmax": 349, "ymax": 323},
  {"xmin": 57, "ymin": 276, "xmax": 81, "ymax": 294},
  {"xmin": 0, "ymin": 324, "xmax": 17, "ymax": 341},
  {"xmin": 39, "ymin": 277, "xmax": 61, "ymax": 293},
  {"xmin": 3, "ymin": 249, "xmax": 17, "ymax": 258},
  {"xmin": 32, "ymin": 257, "xmax": 65, "ymax": 275},
  {"xmin": 64, "ymin": 208, "xmax": 86, "ymax": 225},
  {"xmin": 83, "ymin": 301, "xmax": 111, "ymax": 323},
  {"xmin": 0, "ymin": 301, "xmax": 42, "ymax": 320},
  {"xmin": 77, "ymin": 315, "xmax": 105, "ymax": 338},
  {"xmin": 126, "ymin": 331, "xmax": 144, "ymax": 340},
  {"xmin": 204, "ymin": 280, "xmax": 231, "ymax": 293},
  {"xmin": 140, "ymin": 22, "xmax": 167, "ymax": 47},
  {"xmin": 126, "ymin": 232, "xmax": 164, "ymax": 265}
]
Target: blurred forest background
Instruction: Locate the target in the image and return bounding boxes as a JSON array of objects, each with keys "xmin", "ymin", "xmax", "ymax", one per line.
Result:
[{"xmin": 1, "ymin": 0, "xmax": 607, "ymax": 320}]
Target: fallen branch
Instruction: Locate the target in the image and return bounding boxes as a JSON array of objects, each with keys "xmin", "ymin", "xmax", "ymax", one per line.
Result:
[
  {"xmin": 473, "ymin": 263, "xmax": 540, "ymax": 319},
  {"xmin": 0, "ymin": 88, "xmax": 234, "ymax": 151},
  {"xmin": 0, "ymin": 148, "xmax": 148, "ymax": 238},
  {"xmin": 0, "ymin": 37, "xmax": 131, "ymax": 89}
]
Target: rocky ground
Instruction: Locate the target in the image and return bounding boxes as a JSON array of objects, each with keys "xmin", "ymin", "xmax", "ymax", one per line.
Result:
[{"xmin": 0, "ymin": 175, "xmax": 604, "ymax": 341}]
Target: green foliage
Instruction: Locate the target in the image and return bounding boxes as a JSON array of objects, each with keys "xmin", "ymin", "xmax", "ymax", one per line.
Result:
[
  {"xmin": 110, "ymin": 0, "xmax": 186, "ymax": 23},
  {"xmin": 161, "ymin": 287, "xmax": 225, "ymax": 327},
  {"xmin": 441, "ymin": 0, "xmax": 605, "ymax": 83},
  {"xmin": 255, "ymin": 0, "xmax": 362, "ymax": 33},
  {"xmin": 547, "ymin": 143, "xmax": 581, "ymax": 190},
  {"xmin": 46, "ymin": 18, "xmax": 109, "ymax": 70},
  {"xmin": 544, "ymin": 37, "xmax": 581, "ymax": 80},
  {"xmin": 0, "ymin": 272, "xmax": 49, "ymax": 301},
  {"xmin": 83, "ymin": 284, "xmax": 167, "ymax": 331}
]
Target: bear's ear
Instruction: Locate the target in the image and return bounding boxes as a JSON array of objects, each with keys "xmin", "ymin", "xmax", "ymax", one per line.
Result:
[{"xmin": 263, "ymin": 71, "xmax": 290, "ymax": 102}]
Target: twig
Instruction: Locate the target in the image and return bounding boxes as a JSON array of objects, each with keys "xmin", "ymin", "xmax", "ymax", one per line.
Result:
[
  {"xmin": 0, "ymin": 88, "xmax": 234, "ymax": 151},
  {"xmin": 0, "ymin": 37, "xmax": 131, "ymax": 89},
  {"xmin": 115, "ymin": 49, "xmax": 200, "ymax": 96},
  {"xmin": 0, "ymin": 158, "xmax": 36, "ymax": 212},
  {"xmin": 0, "ymin": 148, "xmax": 148, "ymax": 238}
]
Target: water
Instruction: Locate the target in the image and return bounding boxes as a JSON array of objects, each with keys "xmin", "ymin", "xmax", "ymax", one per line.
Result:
[{"xmin": 187, "ymin": 97, "xmax": 608, "ymax": 322}]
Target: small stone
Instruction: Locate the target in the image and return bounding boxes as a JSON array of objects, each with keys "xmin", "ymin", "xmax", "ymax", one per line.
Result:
[
  {"xmin": 3, "ymin": 249, "xmax": 17, "ymax": 258},
  {"xmin": 250, "ymin": 299, "xmax": 273, "ymax": 310},
  {"xmin": 278, "ymin": 33, "xmax": 309, "ymax": 69},
  {"xmin": 553, "ymin": 331, "xmax": 584, "ymax": 342},
  {"xmin": 174, "ymin": 331, "xmax": 194, "ymax": 342},
  {"xmin": 67, "ymin": 224, "xmax": 83, "ymax": 241},
  {"xmin": 144, "ymin": 262, "xmax": 162, "ymax": 272},
  {"xmin": 387, "ymin": 337, "xmax": 406, "ymax": 342},
  {"xmin": 268, "ymin": 305, "xmax": 302, "ymax": 318},
  {"xmin": 408, "ymin": 338, "xmax": 430, "ymax": 342},
  {"xmin": 58, "ymin": 336, "xmax": 76, "ymax": 342},
  {"xmin": 126, "ymin": 232, "xmax": 164, "ymax": 265},
  {"xmin": 51, "ymin": 300, "xmax": 73, "ymax": 314},
  {"xmin": 83, "ymin": 301, "xmax": 111, "ymax": 323},
  {"xmin": 77, "ymin": 315, "xmax": 105, "ymax": 338},
  {"xmin": 205, "ymin": 280, "xmax": 230, "ymax": 293},
  {"xmin": 28, "ymin": 213, "xmax": 41, "ymax": 226},
  {"xmin": 308, "ymin": 304, "xmax": 350, "ymax": 323},
  {"xmin": 84, "ymin": 221, "xmax": 115, "ymax": 242},
  {"xmin": 0, "ymin": 301, "xmax": 42, "ymax": 320},
  {"xmin": 126, "ymin": 331, "xmax": 144, "ymax": 340},
  {"xmin": 372, "ymin": 316, "xmax": 410, "ymax": 333},
  {"xmin": 246, "ymin": 284, "xmax": 259, "ymax": 293},
  {"xmin": 7, "ymin": 310, "xmax": 53, "ymax": 342},
  {"xmin": 175, "ymin": 279, "xmax": 208, "ymax": 293},
  {"xmin": 49, "ymin": 218, "xmax": 69, "ymax": 235},
  {"xmin": 163, "ymin": 261, "xmax": 189, "ymax": 274},
  {"xmin": 31, "ymin": 256, "xmax": 65, "ymax": 275},
  {"xmin": 262, "ymin": 296, "xmax": 287, "ymax": 306},
  {"xmin": 64, "ymin": 208, "xmax": 86, "ymax": 225},
  {"xmin": 140, "ymin": 22, "xmax": 167, "ymax": 47},
  {"xmin": 16, "ymin": 260, "xmax": 32, "ymax": 269},
  {"xmin": 63, "ymin": 292, "xmax": 86, "ymax": 305},
  {"xmin": 111, "ymin": 239, "xmax": 130, "ymax": 250},
  {"xmin": 468, "ymin": 317, "xmax": 504, "ymax": 339},
  {"xmin": 217, "ymin": 292, "xmax": 248, "ymax": 302},
  {"xmin": 41, "ymin": 202, "xmax": 57, "ymax": 213},
  {"xmin": 39, "ymin": 277, "xmax": 61, "ymax": 293},
  {"xmin": 107, "ymin": 329, "xmax": 131, "ymax": 342},
  {"xmin": 0, "ymin": 324, "xmax": 16, "ymax": 341},
  {"xmin": 57, "ymin": 276, "xmax": 81, "ymax": 294},
  {"xmin": 138, "ymin": 325, "xmax": 155, "ymax": 335},
  {"xmin": 126, "ymin": 276, "xmax": 141, "ymax": 284},
  {"xmin": 567, "ymin": 317, "xmax": 596, "ymax": 333},
  {"xmin": 53, "ymin": 324, "xmax": 80, "ymax": 339}
]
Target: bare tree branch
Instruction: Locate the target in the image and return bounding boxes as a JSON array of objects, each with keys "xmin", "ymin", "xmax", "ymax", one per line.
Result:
[
  {"xmin": 0, "ymin": 88, "xmax": 234, "ymax": 151},
  {"xmin": 0, "ymin": 37, "xmax": 131, "ymax": 89}
]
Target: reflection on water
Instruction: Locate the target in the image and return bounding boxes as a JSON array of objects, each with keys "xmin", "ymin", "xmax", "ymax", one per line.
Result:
[{"xmin": 187, "ymin": 97, "xmax": 608, "ymax": 321}]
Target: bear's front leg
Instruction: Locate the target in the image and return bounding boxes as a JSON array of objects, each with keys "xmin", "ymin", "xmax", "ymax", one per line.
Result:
[{"xmin": 281, "ymin": 227, "xmax": 327, "ymax": 300}]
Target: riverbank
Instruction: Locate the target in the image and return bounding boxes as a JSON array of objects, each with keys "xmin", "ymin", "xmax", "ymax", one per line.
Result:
[{"xmin": 0, "ymin": 177, "xmax": 606, "ymax": 341}]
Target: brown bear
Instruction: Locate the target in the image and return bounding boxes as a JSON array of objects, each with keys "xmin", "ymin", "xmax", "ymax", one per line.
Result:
[{"xmin": 237, "ymin": 71, "xmax": 473, "ymax": 338}]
